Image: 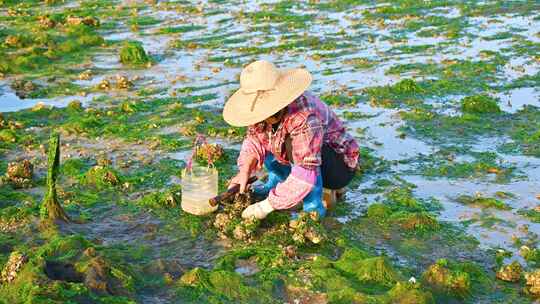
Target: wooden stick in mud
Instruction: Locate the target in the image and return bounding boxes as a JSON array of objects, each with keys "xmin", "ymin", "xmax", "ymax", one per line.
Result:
[
  {"xmin": 209, "ymin": 176, "xmax": 258, "ymax": 207},
  {"xmin": 40, "ymin": 132, "xmax": 70, "ymax": 222}
]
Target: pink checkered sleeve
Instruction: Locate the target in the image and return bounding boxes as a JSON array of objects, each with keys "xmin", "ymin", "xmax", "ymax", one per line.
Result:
[
  {"xmin": 289, "ymin": 113, "xmax": 324, "ymax": 170},
  {"xmin": 237, "ymin": 126, "xmax": 266, "ymax": 172},
  {"xmin": 267, "ymin": 165, "xmax": 316, "ymax": 209}
]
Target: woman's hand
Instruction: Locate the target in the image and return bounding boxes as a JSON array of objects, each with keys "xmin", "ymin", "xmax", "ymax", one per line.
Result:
[
  {"xmin": 228, "ymin": 169, "xmax": 251, "ymax": 193},
  {"xmin": 229, "ymin": 155, "xmax": 257, "ymax": 193}
]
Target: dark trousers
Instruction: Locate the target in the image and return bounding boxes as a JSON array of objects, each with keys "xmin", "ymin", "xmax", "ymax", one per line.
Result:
[{"xmin": 320, "ymin": 144, "xmax": 355, "ymax": 189}]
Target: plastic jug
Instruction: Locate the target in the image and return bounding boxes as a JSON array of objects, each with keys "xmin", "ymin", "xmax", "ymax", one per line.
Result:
[{"xmin": 181, "ymin": 164, "xmax": 218, "ymax": 215}]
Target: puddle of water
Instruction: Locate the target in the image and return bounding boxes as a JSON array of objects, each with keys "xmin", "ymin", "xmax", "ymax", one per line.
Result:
[{"xmin": 494, "ymin": 87, "xmax": 540, "ymax": 113}]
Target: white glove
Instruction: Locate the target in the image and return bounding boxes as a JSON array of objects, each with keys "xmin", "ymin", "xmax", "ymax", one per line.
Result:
[{"xmin": 241, "ymin": 199, "xmax": 274, "ymax": 220}]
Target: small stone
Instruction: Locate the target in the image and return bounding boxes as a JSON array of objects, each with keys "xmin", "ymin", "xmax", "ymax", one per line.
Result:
[
  {"xmin": 84, "ymin": 247, "xmax": 97, "ymax": 257},
  {"xmin": 283, "ymin": 245, "xmax": 297, "ymax": 259}
]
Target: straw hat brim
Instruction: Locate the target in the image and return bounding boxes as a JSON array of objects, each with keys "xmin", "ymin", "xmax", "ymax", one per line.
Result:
[{"xmin": 223, "ymin": 68, "xmax": 312, "ymax": 127}]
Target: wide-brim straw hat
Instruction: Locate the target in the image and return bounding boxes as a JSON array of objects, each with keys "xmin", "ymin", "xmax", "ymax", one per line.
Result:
[{"xmin": 223, "ymin": 60, "xmax": 312, "ymax": 127}]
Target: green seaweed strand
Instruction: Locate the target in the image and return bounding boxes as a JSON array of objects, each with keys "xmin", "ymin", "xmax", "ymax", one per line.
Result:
[{"xmin": 40, "ymin": 132, "xmax": 70, "ymax": 222}]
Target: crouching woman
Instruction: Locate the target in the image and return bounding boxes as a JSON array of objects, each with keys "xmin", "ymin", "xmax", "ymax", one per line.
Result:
[{"xmin": 223, "ymin": 60, "xmax": 359, "ymax": 220}]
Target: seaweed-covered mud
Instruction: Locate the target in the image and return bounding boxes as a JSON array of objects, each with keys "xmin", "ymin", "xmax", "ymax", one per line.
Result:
[{"xmin": 1, "ymin": 0, "xmax": 540, "ymax": 303}]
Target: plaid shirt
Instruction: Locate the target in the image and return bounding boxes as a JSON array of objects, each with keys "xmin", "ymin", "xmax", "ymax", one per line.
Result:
[{"xmin": 238, "ymin": 91, "xmax": 359, "ymax": 209}]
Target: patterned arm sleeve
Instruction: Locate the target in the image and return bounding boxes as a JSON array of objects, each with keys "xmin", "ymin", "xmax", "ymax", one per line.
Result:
[
  {"xmin": 237, "ymin": 126, "xmax": 266, "ymax": 172},
  {"xmin": 267, "ymin": 114, "xmax": 323, "ymax": 209}
]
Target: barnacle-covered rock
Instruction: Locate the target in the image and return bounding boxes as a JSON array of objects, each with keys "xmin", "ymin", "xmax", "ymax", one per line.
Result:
[
  {"xmin": 214, "ymin": 213, "xmax": 232, "ymax": 231},
  {"xmin": 4, "ymin": 35, "xmax": 20, "ymax": 47},
  {"xmin": 2, "ymin": 159, "xmax": 33, "ymax": 188},
  {"xmin": 233, "ymin": 217, "xmax": 259, "ymax": 241},
  {"xmin": 214, "ymin": 193, "xmax": 259, "ymax": 240},
  {"xmin": 66, "ymin": 15, "xmax": 100, "ymax": 27},
  {"xmin": 496, "ymin": 261, "xmax": 522, "ymax": 282},
  {"xmin": 289, "ymin": 212, "xmax": 327, "ymax": 245},
  {"xmin": 38, "ymin": 15, "xmax": 56, "ymax": 28},
  {"xmin": 10, "ymin": 79, "xmax": 38, "ymax": 99},
  {"xmin": 422, "ymin": 259, "xmax": 471, "ymax": 298},
  {"xmin": 78, "ymin": 69, "xmax": 93, "ymax": 80},
  {"xmin": 115, "ymin": 75, "xmax": 132, "ymax": 89},
  {"xmin": 98, "ymin": 79, "xmax": 111, "ymax": 90},
  {"xmin": 0, "ymin": 251, "xmax": 28, "ymax": 284},
  {"xmin": 283, "ymin": 245, "xmax": 298, "ymax": 259},
  {"xmin": 524, "ymin": 269, "xmax": 540, "ymax": 296}
]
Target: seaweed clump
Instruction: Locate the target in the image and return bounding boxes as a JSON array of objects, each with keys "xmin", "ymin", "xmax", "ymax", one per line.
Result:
[
  {"xmin": 335, "ymin": 248, "xmax": 401, "ymax": 287},
  {"xmin": 461, "ymin": 94, "xmax": 501, "ymax": 114},
  {"xmin": 40, "ymin": 132, "xmax": 70, "ymax": 222},
  {"xmin": 83, "ymin": 165, "xmax": 121, "ymax": 190},
  {"xmin": 1, "ymin": 159, "xmax": 33, "ymax": 188},
  {"xmin": 119, "ymin": 41, "xmax": 150, "ymax": 66},
  {"xmin": 422, "ymin": 259, "xmax": 471, "ymax": 298},
  {"xmin": 456, "ymin": 194, "xmax": 510, "ymax": 210}
]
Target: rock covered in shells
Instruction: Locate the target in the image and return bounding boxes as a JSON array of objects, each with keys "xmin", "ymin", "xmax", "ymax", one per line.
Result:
[
  {"xmin": 66, "ymin": 15, "xmax": 100, "ymax": 27},
  {"xmin": 115, "ymin": 75, "xmax": 132, "ymax": 89},
  {"xmin": 38, "ymin": 15, "xmax": 56, "ymax": 28},
  {"xmin": 496, "ymin": 261, "xmax": 522, "ymax": 282},
  {"xmin": 1, "ymin": 159, "xmax": 33, "ymax": 188},
  {"xmin": 213, "ymin": 192, "xmax": 259, "ymax": 240},
  {"xmin": 98, "ymin": 79, "xmax": 111, "ymax": 90},
  {"xmin": 0, "ymin": 251, "xmax": 28, "ymax": 284},
  {"xmin": 233, "ymin": 217, "xmax": 259, "ymax": 241},
  {"xmin": 4, "ymin": 35, "xmax": 20, "ymax": 47},
  {"xmin": 10, "ymin": 79, "xmax": 38, "ymax": 99},
  {"xmin": 213, "ymin": 213, "xmax": 231, "ymax": 231},
  {"xmin": 283, "ymin": 245, "xmax": 298, "ymax": 259},
  {"xmin": 97, "ymin": 75, "xmax": 132, "ymax": 90},
  {"xmin": 525, "ymin": 269, "xmax": 540, "ymax": 296},
  {"xmin": 78, "ymin": 70, "xmax": 93, "ymax": 81},
  {"xmin": 289, "ymin": 212, "xmax": 327, "ymax": 245}
]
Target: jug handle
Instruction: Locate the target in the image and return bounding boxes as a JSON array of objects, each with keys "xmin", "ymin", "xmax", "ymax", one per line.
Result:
[{"xmin": 186, "ymin": 134, "xmax": 211, "ymax": 172}]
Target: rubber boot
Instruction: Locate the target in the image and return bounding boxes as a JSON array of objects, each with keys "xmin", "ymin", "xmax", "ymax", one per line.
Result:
[
  {"xmin": 302, "ymin": 171, "xmax": 325, "ymax": 217},
  {"xmin": 252, "ymin": 154, "xmax": 291, "ymax": 198}
]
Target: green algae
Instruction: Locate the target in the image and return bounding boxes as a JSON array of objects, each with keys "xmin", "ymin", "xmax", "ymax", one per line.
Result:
[
  {"xmin": 119, "ymin": 41, "xmax": 150, "ymax": 66},
  {"xmin": 456, "ymin": 194, "xmax": 511, "ymax": 210},
  {"xmin": 461, "ymin": 95, "xmax": 501, "ymax": 114},
  {"xmin": 40, "ymin": 132, "xmax": 70, "ymax": 222},
  {"xmin": 410, "ymin": 150, "xmax": 518, "ymax": 182},
  {"xmin": 158, "ymin": 25, "xmax": 205, "ymax": 34},
  {"xmin": 177, "ymin": 267, "xmax": 275, "ymax": 303},
  {"xmin": 82, "ymin": 165, "xmax": 121, "ymax": 190}
]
